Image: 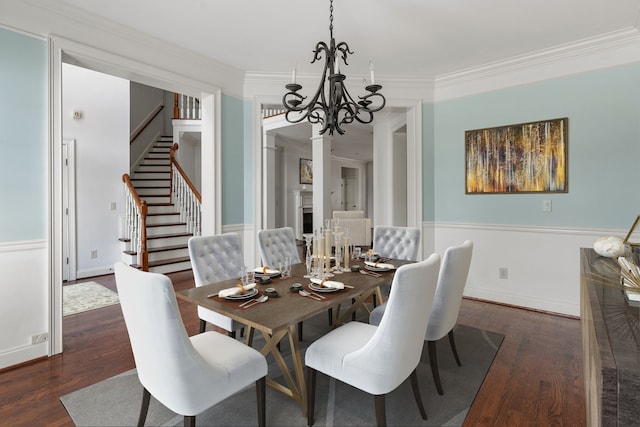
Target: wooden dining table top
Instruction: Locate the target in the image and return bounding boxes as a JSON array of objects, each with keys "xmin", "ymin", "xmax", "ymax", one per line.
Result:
[{"xmin": 176, "ymin": 259, "xmax": 412, "ymax": 335}]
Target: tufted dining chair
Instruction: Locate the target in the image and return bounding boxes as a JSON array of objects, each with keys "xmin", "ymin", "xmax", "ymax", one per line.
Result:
[
  {"xmin": 257, "ymin": 226, "xmax": 301, "ymax": 267},
  {"xmin": 372, "ymin": 225, "xmax": 421, "ymax": 262},
  {"xmin": 114, "ymin": 262, "xmax": 267, "ymax": 427},
  {"xmin": 371, "ymin": 225, "xmax": 421, "ymax": 305},
  {"xmin": 258, "ymin": 227, "xmax": 307, "ymax": 339},
  {"xmin": 188, "ymin": 233, "xmax": 246, "ymax": 336},
  {"xmin": 305, "ymin": 253, "xmax": 441, "ymax": 427},
  {"xmin": 370, "ymin": 240, "xmax": 473, "ymax": 395}
]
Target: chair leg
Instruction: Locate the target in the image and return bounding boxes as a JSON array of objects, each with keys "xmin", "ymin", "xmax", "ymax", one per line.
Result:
[
  {"xmin": 428, "ymin": 340, "xmax": 444, "ymax": 395},
  {"xmin": 183, "ymin": 415, "xmax": 195, "ymax": 427},
  {"xmin": 307, "ymin": 367, "xmax": 317, "ymax": 427},
  {"xmin": 298, "ymin": 321, "xmax": 304, "ymax": 341},
  {"xmin": 410, "ymin": 369, "xmax": 428, "ymax": 420},
  {"xmin": 374, "ymin": 394, "xmax": 387, "ymax": 427},
  {"xmin": 351, "ymin": 298, "xmax": 356, "ymax": 321},
  {"xmin": 328, "ymin": 308, "xmax": 333, "ymax": 325},
  {"xmin": 240, "ymin": 327, "xmax": 245, "ymax": 338},
  {"xmin": 229, "ymin": 330, "xmax": 237, "ymax": 339},
  {"xmin": 256, "ymin": 376, "xmax": 266, "ymax": 427},
  {"xmin": 137, "ymin": 387, "xmax": 151, "ymax": 427},
  {"xmin": 199, "ymin": 319, "xmax": 206, "ymax": 333},
  {"xmin": 448, "ymin": 330, "xmax": 462, "ymax": 366}
]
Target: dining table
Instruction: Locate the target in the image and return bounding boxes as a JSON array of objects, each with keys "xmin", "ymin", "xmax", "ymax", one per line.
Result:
[{"xmin": 176, "ymin": 259, "xmax": 412, "ymax": 415}]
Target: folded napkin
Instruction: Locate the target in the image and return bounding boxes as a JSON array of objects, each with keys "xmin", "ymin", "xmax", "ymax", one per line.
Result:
[
  {"xmin": 254, "ymin": 267, "xmax": 280, "ymax": 275},
  {"xmin": 310, "ymin": 277, "xmax": 344, "ymax": 290},
  {"xmin": 218, "ymin": 283, "xmax": 256, "ymax": 298},
  {"xmin": 364, "ymin": 261, "xmax": 395, "ymax": 270}
]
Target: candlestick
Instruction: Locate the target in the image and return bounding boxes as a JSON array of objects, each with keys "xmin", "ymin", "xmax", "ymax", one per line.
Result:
[
  {"xmin": 344, "ymin": 237, "xmax": 350, "ymax": 269},
  {"xmin": 325, "ymin": 229, "xmax": 332, "ymax": 275}
]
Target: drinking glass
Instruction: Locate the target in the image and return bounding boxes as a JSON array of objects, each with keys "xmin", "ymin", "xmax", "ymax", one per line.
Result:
[
  {"xmin": 353, "ymin": 247, "xmax": 362, "ymax": 260},
  {"xmin": 304, "ymin": 255, "xmax": 313, "ymax": 278},
  {"xmin": 240, "ymin": 266, "xmax": 249, "ymax": 286}
]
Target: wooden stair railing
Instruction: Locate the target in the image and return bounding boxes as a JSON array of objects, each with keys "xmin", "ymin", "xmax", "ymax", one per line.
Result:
[
  {"xmin": 122, "ymin": 174, "xmax": 149, "ymax": 271},
  {"xmin": 130, "ymin": 105, "xmax": 164, "ymax": 145},
  {"xmin": 170, "ymin": 144, "xmax": 202, "ymax": 236}
]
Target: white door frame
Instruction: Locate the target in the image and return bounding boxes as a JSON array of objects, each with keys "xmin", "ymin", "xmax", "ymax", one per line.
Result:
[{"xmin": 49, "ymin": 35, "xmax": 221, "ymax": 356}]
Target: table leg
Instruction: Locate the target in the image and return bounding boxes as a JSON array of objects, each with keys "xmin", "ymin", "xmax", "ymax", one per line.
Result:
[
  {"xmin": 257, "ymin": 324, "xmax": 307, "ymax": 415},
  {"xmin": 333, "ymin": 288, "xmax": 376, "ymax": 325}
]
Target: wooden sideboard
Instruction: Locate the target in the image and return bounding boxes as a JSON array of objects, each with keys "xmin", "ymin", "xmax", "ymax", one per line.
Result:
[{"xmin": 581, "ymin": 248, "xmax": 640, "ymax": 426}]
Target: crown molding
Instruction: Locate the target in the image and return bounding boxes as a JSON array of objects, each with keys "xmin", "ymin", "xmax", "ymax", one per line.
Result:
[
  {"xmin": 244, "ymin": 71, "xmax": 434, "ymax": 106},
  {"xmin": 6, "ymin": 0, "xmax": 245, "ymax": 97},
  {"xmin": 434, "ymin": 27, "xmax": 640, "ymax": 101}
]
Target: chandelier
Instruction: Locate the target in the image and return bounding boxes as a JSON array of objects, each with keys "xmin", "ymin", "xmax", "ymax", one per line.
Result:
[{"xmin": 282, "ymin": 0, "xmax": 386, "ymax": 136}]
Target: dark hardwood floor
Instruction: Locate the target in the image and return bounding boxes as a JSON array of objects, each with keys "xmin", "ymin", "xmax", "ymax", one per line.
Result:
[{"xmin": 0, "ymin": 270, "xmax": 585, "ymax": 426}]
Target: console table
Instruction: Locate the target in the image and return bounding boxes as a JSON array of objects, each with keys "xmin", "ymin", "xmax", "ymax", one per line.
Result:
[{"xmin": 581, "ymin": 248, "xmax": 640, "ymax": 426}]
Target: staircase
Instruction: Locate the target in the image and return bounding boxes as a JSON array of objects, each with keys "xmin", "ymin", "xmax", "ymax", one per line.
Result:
[{"xmin": 122, "ymin": 136, "xmax": 193, "ymax": 274}]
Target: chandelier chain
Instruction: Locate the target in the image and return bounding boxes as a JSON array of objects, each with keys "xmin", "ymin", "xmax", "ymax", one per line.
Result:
[{"xmin": 329, "ymin": 0, "xmax": 334, "ymax": 39}]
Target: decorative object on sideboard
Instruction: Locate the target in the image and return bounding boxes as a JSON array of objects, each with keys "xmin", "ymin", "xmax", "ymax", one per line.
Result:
[{"xmin": 593, "ymin": 235, "xmax": 625, "ymax": 258}]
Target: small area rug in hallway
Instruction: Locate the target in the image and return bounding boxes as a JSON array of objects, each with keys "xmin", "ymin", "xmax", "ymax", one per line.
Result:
[{"xmin": 63, "ymin": 282, "xmax": 119, "ymax": 316}]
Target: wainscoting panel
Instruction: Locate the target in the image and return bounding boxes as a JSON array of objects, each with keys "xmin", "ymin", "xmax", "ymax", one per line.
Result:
[
  {"xmin": 424, "ymin": 222, "xmax": 620, "ymax": 317},
  {"xmin": 0, "ymin": 240, "xmax": 48, "ymax": 370}
]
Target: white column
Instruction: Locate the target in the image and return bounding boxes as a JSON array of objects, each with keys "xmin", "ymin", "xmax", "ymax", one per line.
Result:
[
  {"xmin": 311, "ymin": 124, "xmax": 332, "ymax": 233},
  {"xmin": 263, "ymin": 131, "xmax": 277, "ymax": 229},
  {"xmin": 372, "ymin": 119, "xmax": 392, "ymax": 227}
]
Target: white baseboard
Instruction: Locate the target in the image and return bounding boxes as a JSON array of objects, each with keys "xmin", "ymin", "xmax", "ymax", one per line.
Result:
[{"xmin": 0, "ymin": 342, "xmax": 48, "ymax": 370}]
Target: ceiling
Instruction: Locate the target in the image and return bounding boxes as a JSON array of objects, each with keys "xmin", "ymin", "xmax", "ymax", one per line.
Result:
[{"xmin": 46, "ymin": 0, "xmax": 640, "ymax": 160}]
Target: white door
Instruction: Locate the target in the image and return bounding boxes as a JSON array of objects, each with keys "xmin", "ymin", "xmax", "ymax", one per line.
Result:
[
  {"xmin": 343, "ymin": 175, "xmax": 359, "ymax": 211},
  {"xmin": 62, "ymin": 139, "xmax": 77, "ymax": 281}
]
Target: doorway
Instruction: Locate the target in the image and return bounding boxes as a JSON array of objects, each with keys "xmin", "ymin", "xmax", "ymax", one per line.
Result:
[
  {"xmin": 50, "ymin": 36, "xmax": 221, "ymax": 356},
  {"xmin": 342, "ymin": 167, "xmax": 359, "ymax": 211}
]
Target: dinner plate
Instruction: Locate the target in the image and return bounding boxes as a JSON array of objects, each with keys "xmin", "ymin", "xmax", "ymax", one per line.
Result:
[
  {"xmin": 364, "ymin": 264, "xmax": 391, "ymax": 272},
  {"xmin": 254, "ymin": 268, "xmax": 281, "ymax": 278},
  {"xmin": 224, "ymin": 288, "xmax": 259, "ymax": 300},
  {"xmin": 309, "ymin": 283, "xmax": 340, "ymax": 293}
]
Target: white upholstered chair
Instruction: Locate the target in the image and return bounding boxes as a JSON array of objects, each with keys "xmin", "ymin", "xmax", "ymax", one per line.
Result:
[
  {"xmin": 305, "ymin": 253, "xmax": 441, "ymax": 427},
  {"xmin": 114, "ymin": 262, "xmax": 267, "ymax": 427},
  {"xmin": 331, "ymin": 210, "xmax": 372, "ymax": 247},
  {"xmin": 370, "ymin": 240, "xmax": 473, "ymax": 395},
  {"xmin": 372, "ymin": 225, "xmax": 421, "ymax": 261},
  {"xmin": 257, "ymin": 226, "xmax": 301, "ymax": 267},
  {"xmin": 188, "ymin": 233, "xmax": 246, "ymax": 336},
  {"xmin": 371, "ymin": 225, "xmax": 421, "ymax": 305}
]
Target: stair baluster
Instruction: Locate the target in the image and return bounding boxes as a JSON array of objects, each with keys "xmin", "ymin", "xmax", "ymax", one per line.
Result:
[{"xmin": 170, "ymin": 144, "xmax": 202, "ymax": 237}]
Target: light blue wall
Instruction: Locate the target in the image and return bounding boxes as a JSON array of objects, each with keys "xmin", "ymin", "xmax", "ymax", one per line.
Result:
[
  {"xmin": 243, "ymin": 99, "xmax": 254, "ymax": 223},
  {"xmin": 221, "ymin": 94, "xmax": 245, "ymax": 226},
  {"xmin": 422, "ymin": 102, "xmax": 435, "ymax": 222},
  {"xmin": 0, "ymin": 28, "xmax": 46, "ymax": 241},
  {"xmin": 432, "ymin": 63, "xmax": 640, "ymax": 229}
]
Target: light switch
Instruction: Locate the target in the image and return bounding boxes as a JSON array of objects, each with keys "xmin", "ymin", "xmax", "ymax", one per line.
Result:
[{"xmin": 543, "ymin": 200, "xmax": 552, "ymax": 212}]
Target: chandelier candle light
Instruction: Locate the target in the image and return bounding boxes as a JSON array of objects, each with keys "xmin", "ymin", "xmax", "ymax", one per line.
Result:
[{"xmin": 282, "ymin": 0, "xmax": 386, "ymax": 136}]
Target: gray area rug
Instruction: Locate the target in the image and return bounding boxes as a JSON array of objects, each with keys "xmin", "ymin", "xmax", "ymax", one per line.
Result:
[
  {"xmin": 61, "ymin": 315, "xmax": 502, "ymax": 426},
  {"xmin": 63, "ymin": 282, "xmax": 120, "ymax": 316}
]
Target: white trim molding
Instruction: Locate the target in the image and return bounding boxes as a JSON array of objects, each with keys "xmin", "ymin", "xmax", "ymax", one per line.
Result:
[{"xmin": 423, "ymin": 221, "xmax": 620, "ymax": 317}]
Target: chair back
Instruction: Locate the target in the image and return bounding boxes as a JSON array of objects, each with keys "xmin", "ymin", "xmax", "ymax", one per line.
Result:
[
  {"xmin": 345, "ymin": 253, "xmax": 440, "ymax": 393},
  {"xmin": 114, "ymin": 262, "xmax": 225, "ymax": 415},
  {"xmin": 188, "ymin": 233, "xmax": 244, "ymax": 287},
  {"xmin": 426, "ymin": 240, "xmax": 473, "ymax": 341},
  {"xmin": 257, "ymin": 226, "xmax": 301, "ymax": 266},
  {"xmin": 372, "ymin": 225, "xmax": 421, "ymax": 261}
]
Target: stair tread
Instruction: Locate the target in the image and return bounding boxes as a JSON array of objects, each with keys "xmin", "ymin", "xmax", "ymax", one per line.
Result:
[
  {"xmin": 148, "ymin": 256, "xmax": 191, "ymax": 268},
  {"xmin": 147, "ymin": 212, "xmax": 180, "ymax": 217},
  {"xmin": 147, "ymin": 232, "xmax": 192, "ymax": 239},
  {"xmin": 147, "ymin": 222, "xmax": 186, "ymax": 227},
  {"xmin": 123, "ymin": 244, "xmax": 188, "ymax": 255}
]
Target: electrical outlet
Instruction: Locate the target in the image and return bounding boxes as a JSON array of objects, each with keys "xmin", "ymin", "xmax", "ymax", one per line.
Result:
[
  {"xmin": 31, "ymin": 333, "xmax": 49, "ymax": 344},
  {"xmin": 109, "ymin": 202, "xmax": 117, "ymax": 211},
  {"xmin": 90, "ymin": 249, "xmax": 98, "ymax": 259},
  {"xmin": 499, "ymin": 267, "xmax": 509, "ymax": 280},
  {"xmin": 543, "ymin": 200, "xmax": 552, "ymax": 212}
]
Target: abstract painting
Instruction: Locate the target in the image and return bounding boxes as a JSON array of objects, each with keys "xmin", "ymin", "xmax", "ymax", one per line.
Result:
[{"xmin": 465, "ymin": 118, "xmax": 568, "ymax": 193}]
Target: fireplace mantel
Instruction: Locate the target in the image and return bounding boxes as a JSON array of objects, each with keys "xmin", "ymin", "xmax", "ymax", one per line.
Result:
[{"xmin": 294, "ymin": 190, "xmax": 313, "ymax": 239}]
